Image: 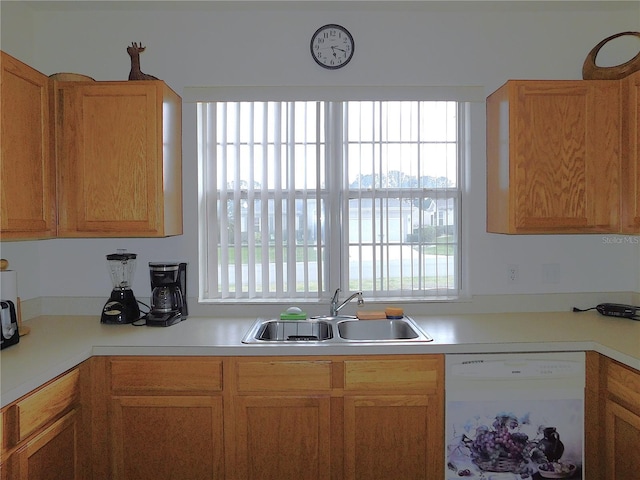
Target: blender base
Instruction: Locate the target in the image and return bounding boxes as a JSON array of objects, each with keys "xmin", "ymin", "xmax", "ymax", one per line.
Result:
[
  {"xmin": 145, "ymin": 312, "xmax": 182, "ymax": 327},
  {"xmin": 101, "ymin": 289, "xmax": 140, "ymax": 324}
]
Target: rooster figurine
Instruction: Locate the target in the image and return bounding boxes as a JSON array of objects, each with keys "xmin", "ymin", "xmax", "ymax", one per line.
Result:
[{"xmin": 127, "ymin": 42, "xmax": 159, "ymax": 81}]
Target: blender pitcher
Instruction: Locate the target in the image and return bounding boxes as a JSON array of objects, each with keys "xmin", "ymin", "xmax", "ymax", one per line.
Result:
[{"xmin": 101, "ymin": 250, "xmax": 141, "ymax": 324}]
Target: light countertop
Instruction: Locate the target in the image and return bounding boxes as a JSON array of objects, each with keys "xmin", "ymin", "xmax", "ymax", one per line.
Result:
[{"xmin": 1, "ymin": 311, "xmax": 639, "ymax": 407}]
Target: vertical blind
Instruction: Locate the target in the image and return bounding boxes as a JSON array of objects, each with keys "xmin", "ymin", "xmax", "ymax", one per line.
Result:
[{"xmin": 197, "ymin": 99, "xmax": 461, "ymax": 301}]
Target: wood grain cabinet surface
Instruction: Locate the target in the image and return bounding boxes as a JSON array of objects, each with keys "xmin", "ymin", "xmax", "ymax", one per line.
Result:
[
  {"xmin": 621, "ymin": 71, "xmax": 640, "ymax": 233},
  {"xmin": 98, "ymin": 357, "xmax": 225, "ymax": 480},
  {"xmin": 0, "ymin": 51, "xmax": 56, "ymax": 240},
  {"xmin": 586, "ymin": 352, "xmax": 640, "ymax": 480},
  {"xmin": 603, "ymin": 358, "xmax": 640, "ymax": 480},
  {"xmin": 6, "ymin": 352, "xmax": 640, "ymax": 480},
  {"xmin": 487, "ymin": 79, "xmax": 622, "ymax": 234},
  {"xmin": 97, "ymin": 355, "xmax": 444, "ymax": 480},
  {"xmin": 0, "ymin": 363, "xmax": 91, "ymax": 480},
  {"xmin": 229, "ymin": 358, "xmax": 334, "ymax": 480},
  {"xmin": 341, "ymin": 356, "xmax": 443, "ymax": 480},
  {"xmin": 229, "ymin": 355, "xmax": 444, "ymax": 480},
  {"xmin": 55, "ymin": 80, "xmax": 183, "ymax": 237},
  {"xmin": 1, "ymin": 51, "xmax": 183, "ymax": 240}
]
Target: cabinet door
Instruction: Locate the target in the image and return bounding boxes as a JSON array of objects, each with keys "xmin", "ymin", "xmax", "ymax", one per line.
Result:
[
  {"xmin": 343, "ymin": 394, "xmax": 437, "ymax": 480},
  {"xmin": 231, "ymin": 358, "xmax": 333, "ymax": 479},
  {"xmin": 233, "ymin": 396, "xmax": 332, "ymax": 480},
  {"xmin": 487, "ymin": 80, "xmax": 621, "ymax": 233},
  {"xmin": 110, "ymin": 396, "xmax": 224, "ymax": 480},
  {"xmin": 622, "ymin": 71, "xmax": 640, "ymax": 233},
  {"xmin": 9, "ymin": 409, "xmax": 81, "ymax": 480},
  {"xmin": 604, "ymin": 400, "xmax": 640, "ymax": 480},
  {"xmin": 341, "ymin": 357, "xmax": 444, "ymax": 480},
  {"xmin": 56, "ymin": 81, "xmax": 182, "ymax": 237},
  {"xmin": 0, "ymin": 51, "xmax": 55, "ymax": 240}
]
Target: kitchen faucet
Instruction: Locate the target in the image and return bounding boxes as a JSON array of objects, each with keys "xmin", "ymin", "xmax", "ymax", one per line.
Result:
[{"xmin": 330, "ymin": 288, "xmax": 364, "ymax": 316}]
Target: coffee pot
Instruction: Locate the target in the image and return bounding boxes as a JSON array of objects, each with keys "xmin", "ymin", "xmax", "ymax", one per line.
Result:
[{"xmin": 145, "ymin": 262, "xmax": 187, "ymax": 327}]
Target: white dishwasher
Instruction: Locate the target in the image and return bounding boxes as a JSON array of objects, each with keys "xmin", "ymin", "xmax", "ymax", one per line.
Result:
[{"xmin": 445, "ymin": 352, "xmax": 585, "ymax": 480}]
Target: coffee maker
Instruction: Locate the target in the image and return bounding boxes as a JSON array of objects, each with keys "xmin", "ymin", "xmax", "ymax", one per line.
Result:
[
  {"xmin": 145, "ymin": 262, "xmax": 187, "ymax": 327},
  {"xmin": 101, "ymin": 251, "xmax": 141, "ymax": 324}
]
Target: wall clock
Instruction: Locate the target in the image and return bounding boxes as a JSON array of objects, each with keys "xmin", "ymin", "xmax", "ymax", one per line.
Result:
[{"xmin": 310, "ymin": 24, "xmax": 354, "ymax": 70}]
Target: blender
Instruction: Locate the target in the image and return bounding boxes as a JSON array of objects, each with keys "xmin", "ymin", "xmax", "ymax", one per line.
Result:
[{"xmin": 100, "ymin": 250, "xmax": 141, "ymax": 324}]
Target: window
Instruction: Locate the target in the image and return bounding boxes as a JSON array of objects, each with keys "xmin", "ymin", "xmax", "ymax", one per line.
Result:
[{"xmin": 197, "ymin": 93, "xmax": 464, "ymax": 302}]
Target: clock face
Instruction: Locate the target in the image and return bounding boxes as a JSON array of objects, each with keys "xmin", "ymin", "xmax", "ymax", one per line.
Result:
[{"xmin": 310, "ymin": 24, "xmax": 354, "ymax": 70}]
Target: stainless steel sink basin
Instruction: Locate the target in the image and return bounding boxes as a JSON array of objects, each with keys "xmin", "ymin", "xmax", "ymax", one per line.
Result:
[
  {"xmin": 242, "ymin": 316, "xmax": 432, "ymax": 344},
  {"xmin": 337, "ymin": 319, "xmax": 422, "ymax": 340},
  {"xmin": 250, "ymin": 320, "xmax": 333, "ymax": 342}
]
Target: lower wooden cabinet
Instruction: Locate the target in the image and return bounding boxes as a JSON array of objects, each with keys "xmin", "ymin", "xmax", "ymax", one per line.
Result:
[
  {"xmin": 0, "ymin": 363, "xmax": 90, "ymax": 480},
  {"xmin": 233, "ymin": 396, "xmax": 332, "ymax": 480},
  {"xmin": 99, "ymin": 357, "xmax": 225, "ymax": 480},
  {"xmin": 342, "ymin": 357, "xmax": 443, "ymax": 480},
  {"xmin": 586, "ymin": 352, "xmax": 640, "ymax": 480},
  {"xmin": 229, "ymin": 358, "xmax": 334, "ymax": 480},
  {"xmin": 110, "ymin": 396, "xmax": 224, "ymax": 480},
  {"xmin": 92, "ymin": 354, "xmax": 444, "ymax": 480},
  {"xmin": 604, "ymin": 399, "xmax": 640, "ymax": 479},
  {"xmin": 344, "ymin": 394, "xmax": 436, "ymax": 480},
  {"xmin": 603, "ymin": 358, "xmax": 640, "ymax": 480},
  {"xmin": 10, "ymin": 352, "xmax": 640, "ymax": 479},
  {"xmin": 8, "ymin": 409, "xmax": 81, "ymax": 480},
  {"xmin": 229, "ymin": 355, "xmax": 444, "ymax": 480}
]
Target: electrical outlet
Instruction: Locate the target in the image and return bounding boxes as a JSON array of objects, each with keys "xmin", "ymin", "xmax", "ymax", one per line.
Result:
[{"xmin": 507, "ymin": 264, "xmax": 519, "ymax": 283}]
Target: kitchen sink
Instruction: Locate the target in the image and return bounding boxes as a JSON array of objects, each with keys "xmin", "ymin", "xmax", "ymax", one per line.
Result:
[
  {"xmin": 252, "ymin": 320, "xmax": 333, "ymax": 342},
  {"xmin": 337, "ymin": 319, "xmax": 422, "ymax": 340},
  {"xmin": 242, "ymin": 316, "xmax": 432, "ymax": 344}
]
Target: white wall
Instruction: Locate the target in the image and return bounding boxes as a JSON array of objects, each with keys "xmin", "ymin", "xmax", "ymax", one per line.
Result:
[{"xmin": 1, "ymin": 1, "xmax": 639, "ymax": 313}]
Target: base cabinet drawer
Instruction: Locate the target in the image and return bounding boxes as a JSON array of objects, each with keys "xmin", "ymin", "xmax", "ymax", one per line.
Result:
[
  {"xmin": 109, "ymin": 357, "xmax": 222, "ymax": 395},
  {"xmin": 15, "ymin": 369, "xmax": 80, "ymax": 442}
]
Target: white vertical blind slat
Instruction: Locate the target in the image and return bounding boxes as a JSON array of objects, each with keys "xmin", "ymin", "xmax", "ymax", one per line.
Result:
[
  {"xmin": 232, "ymin": 103, "xmax": 243, "ymax": 299},
  {"xmin": 260, "ymin": 103, "xmax": 270, "ymax": 295},
  {"xmin": 273, "ymin": 103, "xmax": 284, "ymax": 296},
  {"xmin": 218, "ymin": 103, "xmax": 230, "ymax": 297},
  {"xmin": 246, "ymin": 103, "xmax": 256, "ymax": 297},
  {"xmin": 286, "ymin": 102, "xmax": 297, "ymax": 296}
]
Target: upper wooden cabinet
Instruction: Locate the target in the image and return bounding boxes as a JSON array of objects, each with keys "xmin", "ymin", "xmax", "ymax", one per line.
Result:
[
  {"xmin": 621, "ymin": 71, "xmax": 640, "ymax": 233},
  {"xmin": 55, "ymin": 80, "xmax": 183, "ymax": 237},
  {"xmin": 0, "ymin": 51, "xmax": 56, "ymax": 240},
  {"xmin": 0, "ymin": 51, "xmax": 183, "ymax": 240},
  {"xmin": 487, "ymin": 79, "xmax": 622, "ymax": 234}
]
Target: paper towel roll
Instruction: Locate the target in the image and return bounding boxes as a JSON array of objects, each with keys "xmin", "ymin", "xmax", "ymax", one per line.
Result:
[{"xmin": 0, "ymin": 270, "xmax": 18, "ymax": 307}]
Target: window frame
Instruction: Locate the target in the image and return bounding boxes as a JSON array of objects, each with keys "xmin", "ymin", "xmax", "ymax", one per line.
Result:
[{"xmin": 188, "ymin": 86, "xmax": 481, "ymax": 305}]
